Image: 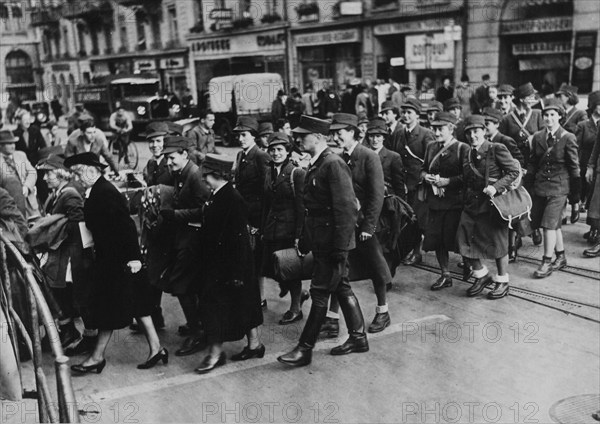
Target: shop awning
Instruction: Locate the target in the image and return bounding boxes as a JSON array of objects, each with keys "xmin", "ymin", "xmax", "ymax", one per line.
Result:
[{"xmin": 519, "ymin": 55, "xmax": 570, "ymax": 71}]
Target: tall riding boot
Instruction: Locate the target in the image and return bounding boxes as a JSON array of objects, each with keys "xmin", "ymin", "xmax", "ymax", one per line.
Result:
[
  {"xmin": 331, "ymin": 293, "xmax": 369, "ymax": 355},
  {"xmin": 277, "ymin": 305, "xmax": 328, "ymax": 367}
]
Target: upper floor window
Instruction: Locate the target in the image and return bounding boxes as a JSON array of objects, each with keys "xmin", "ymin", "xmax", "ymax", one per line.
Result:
[
  {"xmin": 168, "ymin": 5, "xmax": 179, "ymax": 41},
  {"xmin": 1, "ymin": 5, "xmax": 10, "ymax": 31},
  {"xmin": 11, "ymin": 6, "xmax": 22, "ymax": 30}
]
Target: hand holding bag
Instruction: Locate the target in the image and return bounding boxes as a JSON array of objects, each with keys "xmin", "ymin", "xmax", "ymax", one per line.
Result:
[{"xmin": 272, "ymin": 247, "xmax": 314, "ymax": 282}]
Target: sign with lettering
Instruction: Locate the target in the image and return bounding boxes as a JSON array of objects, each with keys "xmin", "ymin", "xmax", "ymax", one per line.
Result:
[
  {"xmin": 190, "ymin": 31, "xmax": 285, "ymax": 57},
  {"xmin": 209, "ymin": 9, "xmax": 233, "ymax": 21},
  {"xmin": 405, "ymin": 33, "xmax": 454, "ymax": 69},
  {"xmin": 134, "ymin": 59, "xmax": 156, "ymax": 72},
  {"xmin": 159, "ymin": 57, "xmax": 185, "ymax": 69},
  {"xmin": 294, "ymin": 29, "xmax": 360, "ymax": 47},
  {"xmin": 374, "ymin": 18, "xmax": 454, "ymax": 36},
  {"xmin": 571, "ymin": 31, "xmax": 597, "ymax": 93},
  {"xmin": 51, "ymin": 64, "xmax": 71, "ymax": 72},
  {"xmin": 75, "ymin": 88, "xmax": 107, "ymax": 103},
  {"xmin": 501, "ymin": 17, "xmax": 572, "ymax": 35},
  {"xmin": 512, "ymin": 41, "xmax": 571, "ymax": 56}
]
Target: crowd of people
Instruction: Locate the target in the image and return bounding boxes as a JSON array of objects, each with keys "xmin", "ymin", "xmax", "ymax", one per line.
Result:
[{"xmin": 1, "ymin": 77, "xmax": 599, "ymax": 377}]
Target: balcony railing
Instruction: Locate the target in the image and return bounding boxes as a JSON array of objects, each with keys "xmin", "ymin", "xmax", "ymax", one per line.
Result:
[
  {"xmin": 63, "ymin": 0, "xmax": 113, "ymax": 22},
  {"xmin": 30, "ymin": 6, "xmax": 61, "ymax": 27}
]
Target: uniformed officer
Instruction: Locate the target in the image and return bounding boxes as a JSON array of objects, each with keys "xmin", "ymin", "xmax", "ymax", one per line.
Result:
[
  {"xmin": 443, "ymin": 98, "xmax": 466, "ymax": 142},
  {"xmin": 526, "ymin": 99, "xmax": 580, "ymax": 278},
  {"xmin": 555, "ymin": 84, "xmax": 587, "ymax": 135},
  {"xmin": 277, "ymin": 115, "xmax": 367, "ymax": 367}
]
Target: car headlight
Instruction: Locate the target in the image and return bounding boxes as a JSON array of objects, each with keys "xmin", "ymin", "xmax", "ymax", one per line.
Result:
[
  {"xmin": 137, "ymin": 106, "xmax": 147, "ymax": 116},
  {"xmin": 37, "ymin": 112, "xmax": 47, "ymax": 122},
  {"xmin": 171, "ymin": 104, "xmax": 181, "ymax": 113}
]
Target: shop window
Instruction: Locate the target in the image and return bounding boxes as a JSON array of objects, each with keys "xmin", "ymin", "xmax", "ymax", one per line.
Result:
[{"xmin": 5, "ymin": 50, "xmax": 34, "ymax": 84}]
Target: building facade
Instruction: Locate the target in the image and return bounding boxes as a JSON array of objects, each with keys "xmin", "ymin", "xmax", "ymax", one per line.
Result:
[{"xmin": 0, "ymin": 0, "xmax": 42, "ymax": 111}]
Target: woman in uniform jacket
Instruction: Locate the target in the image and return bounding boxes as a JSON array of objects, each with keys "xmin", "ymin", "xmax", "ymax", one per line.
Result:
[
  {"xmin": 458, "ymin": 115, "xmax": 520, "ymax": 300},
  {"xmin": 366, "ymin": 118, "xmax": 405, "ymax": 197},
  {"xmin": 556, "ymin": 84, "xmax": 587, "ymax": 135},
  {"xmin": 421, "ymin": 112, "xmax": 469, "ymax": 291},
  {"xmin": 36, "ymin": 155, "xmax": 92, "ymax": 349},
  {"xmin": 526, "ymin": 99, "xmax": 581, "ymax": 278},
  {"xmin": 195, "ymin": 155, "xmax": 264, "ymax": 374},
  {"xmin": 260, "ymin": 132, "xmax": 308, "ymax": 325},
  {"xmin": 65, "ymin": 153, "xmax": 166, "ymax": 373}
]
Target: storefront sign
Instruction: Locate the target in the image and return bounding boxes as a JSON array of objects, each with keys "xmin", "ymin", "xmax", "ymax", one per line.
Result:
[
  {"xmin": 501, "ymin": 17, "xmax": 572, "ymax": 35},
  {"xmin": 405, "ymin": 33, "xmax": 454, "ymax": 70},
  {"xmin": 51, "ymin": 64, "xmax": 71, "ymax": 72},
  {"xmin": 190, "ymin": 31, "xmax": 285, "ymax": 57},
  {"xmin": 571, "ymin": 31, "xmax": 597, "ymax": 93},
  {"xmin": 209, "ymin": 9, "xmax": 233, "ymax": 21},
  {"xmin": 294, "ymin": 29, "xmax": 360, "ymax": 47},
  {"xmin": 417, "ymin": 0, "xmax": 451, "ymax": 7},
  {"xmin": 340, "ymin": 2, "xmax": 363, "ymax": 15},
  {"xmin": 134, "ymin": 59, "xmax": 156, "ymax": 72},
  {"xmin": 374, "ymin": 18, "xmax": 454, "ymax": 36},
  {"xmin": 159, "ymin": 57, "xmax": 185, "ymax": 69},
  {"xmin": 362, "ymin": 53, "xmax": 374, "ymax": 79},
  {"xmin": 512, "ymin": 41, "xmax": 571, "ymax": 56}
]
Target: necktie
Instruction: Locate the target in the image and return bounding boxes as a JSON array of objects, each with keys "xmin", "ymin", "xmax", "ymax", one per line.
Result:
[
  {"xmin": 547, "ymin": 134, "xmax": 555, "ymax": 147},
  {"xmin": 405, "ymin": 129, "xmax": 411, "ymax": 139},
  {"xmin": 471, "ymin": 148, "xmax": 479, "ymax": 163},
  {"xmin": 342, "ymin": 152, "xmax": 351, "ymax": 164}
]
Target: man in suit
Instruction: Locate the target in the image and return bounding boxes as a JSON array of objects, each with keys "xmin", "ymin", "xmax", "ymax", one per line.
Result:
[
  {"xmin": 185, "ymin": 110, "xmax": 218, "ymax": 164},
  {"xmin": 142, "ymin": 122, "xmax": 175, "ymax": 187},
  {"xmin": 0, "ymin": 129, "xmax": 40, "ymax": 221},
  {"xmin": 277, "ymin": 115, "xmax": 366, "ymax": 367},
  {"xmin": 380, "ymin": 100, "xmax": 404, "ymax": 148},
  {"xmin": 328, "ymin": 113, "xmax": 391, "ymax": 334},
  {"xmin": 14, "ymin": 111, "xmax": 47, "ymax": 165},
  {"xmin": 367, "ymin": 118, "xmax": 405, "ymax": 197},
  {"xmin": 233, "ymin": 116, "xmax": 271, "ymax": 306},
  {"xmin": 385, "ymin": 98, "xmax": 435, "ymax": 265},
  {"xmin": 526, "ymin": 99, "xmax": 580, "ymax": 278}
]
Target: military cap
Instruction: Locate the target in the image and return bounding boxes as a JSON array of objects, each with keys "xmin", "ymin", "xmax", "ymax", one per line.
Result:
[
  {"xmin": 430, "ymin": 112, "xmax": 459, "ymax": 127},
  {"xmin": 202, "ymin": 153, "xmax": 234, "ymax": 178},
  {"xmin": 497, "ymin": 84, "xmax": 515, "ymax": 96},
  {"xmin": 166, "ymin": 121, "xmax": 184, "ymax": 136},
  {"xmin": 267, "ymin": 132, "xmax": 290, "ymax": 148},
  {"xmin": 515, "ymin": 82, "xmax": 537, "ymax": 99},
  {"xmin": 37, "ymin": 154, "xmax": 68, "ymax": 171},
  {"xmin": 77, "ymin": 113, "xmax": 95, "ymax": 127},
  {"xmin": 556, "ymin": 83, "xmax": 579, "ymax": 96},
  {"xmin": 542, "ymin": 98, "xmax": 565, "ymax": 114},
  {"xmin": 358, "ymin": 114, "xmax": 370, "ymax": 126},
  {"xmin": 258, "ymin": 122, "xmax": 274, "ymax": 137},
  {"xmin": 366, "ymin": 118, "xmax": 388, "ymax": 136},
  {"xmin": 380, "ymin": 101, "xmax": 399, "ymax": 114},
  {"xmin": 426, "ymin": 101, "xmax": 443, "ymax": 113},
  {"xmin": 162, "ymin": 136, "xmax": 191, "ymax": 155},
  {"xmin": 401, "ymin": 98, "xmax": 422, "ymax": 113},
  {"xmin": 330, "ymin": 113, "xmax": 359, "ymax": 131},
  {"xmin": 64, "ymin": 152, "xmax": 108, "ymax": 169},
  {"xmin": 443, "ymin": 98, "xmax": 462, "ymax": 111},
  {"xmin": 233, "ymin": 116, "xmax": 259, "ymax": 133},
  {"xmin": 464, "ymin": 115, "xmax": 487, "ymax": 131},
  {"xmin": 482, "ymin": 107, "xmax": 504, "ymax": 124},
  {"xmin": 587, "ymin": 90, "xmax": 600, "ymax": 112},
  {"xmin": 292, "ymin": 115, "xmax": 330, "ymax": 135},
  {"xmin": 0, "ymin": 129, "xmax": 18, "ymax": 144},
  {"xmin": 144, "ymin": 121, "xmax": 170, "ymax": 139}
]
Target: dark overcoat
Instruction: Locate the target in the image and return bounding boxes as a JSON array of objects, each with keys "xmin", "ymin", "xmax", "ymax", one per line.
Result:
[
  {"xmin": 198, "ymin": 182, "xmax": 263, "ymax": 343},
  {"xmin": 576, "ymin": 119, "xmax": 598, "ymax": 173},
  {"xmin": 143, "ymin": 156, "xmax": 174, "ymax": 187},
  {"xmin": 490, "ymin": 132, "xmax": 525, "ymax": 168},
  {"xmin": 84, "ymin": 176, "xmax": 141, "ymax": 330},
  {"xmin": 499, "ymin": 108, "xmax": 545, "ymax": 164},
  {"xmin": 14, "ymin": 125, "xmax": 47, "ymax": 165},
  {"xmin": 562, "ymin": 107, "xmax": 587, "ymax": 136},
  {"xmin": 234, "ymin": 145, "xmax": 270, "ymax": 228},
  {"xmin": 378, "ymin": 146, "xmax": 405, "ymax": 197}
]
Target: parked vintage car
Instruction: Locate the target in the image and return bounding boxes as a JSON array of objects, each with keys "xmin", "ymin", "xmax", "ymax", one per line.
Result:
[
  {"xmin": 20, "ymin": 100, "xmax": 51, "ymax": 128},
  {"xmin": 73, "ymin": 74, "xmax": 180, "ymax": 138},
  {"xmin": 207, "ymin": 73, "xmax": 284, "ymax": 146}
]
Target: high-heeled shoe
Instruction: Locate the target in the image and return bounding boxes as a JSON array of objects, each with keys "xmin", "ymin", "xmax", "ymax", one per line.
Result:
[
  {"xmin": 137, "ymin": 348, "xmax": 168, "ymax": 370},
  {"xmin": 71, "ymin": 359, "xmax": 106, "ymax": 374},
  {"xmin": 194, "ymin": 352, "xmax": 226, "ymax": 374},
  {"xmin": 231, "ymin": 344, "xmax": 265, "ymax": 361}
]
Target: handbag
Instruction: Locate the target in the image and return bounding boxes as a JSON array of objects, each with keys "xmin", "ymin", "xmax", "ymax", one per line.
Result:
[
  {"xmin": 469, "ymin": 144, "xmax": 532, "ymax": 229},
  {"xmin": 272, "ymin": 248, "xmax": 314, "ymax": 282}
]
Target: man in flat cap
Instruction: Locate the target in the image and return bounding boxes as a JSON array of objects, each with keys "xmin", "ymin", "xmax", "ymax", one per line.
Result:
[
  {"xmin": 278, "ymin": 115, "xmax": 367, "ymax": 367},
  {"xmin": 185, "ymin": 109, "xmax": 218, "ymax": 164},
  {"xmin": 64, "ymin": 115, "xmax": 119, "ymax": 175},
  {"xmin": 159, "ymin": 135, "xmax": 211, "ymax": 356},
  {"xmin": 496, "ymin": 84, "xmax": 516, "ymax": 116}
]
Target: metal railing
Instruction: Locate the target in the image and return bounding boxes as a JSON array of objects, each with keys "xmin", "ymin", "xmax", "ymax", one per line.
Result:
[{"xmin": 0, "ymin": 230, "xmax": 79, "ymax": 423}]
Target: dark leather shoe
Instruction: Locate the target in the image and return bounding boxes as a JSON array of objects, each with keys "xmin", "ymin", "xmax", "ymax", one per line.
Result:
[
  {"xmin": 466, "ymin": 274, "xmax": 493, "ymax": 297},
  {"xmin": 584, "ymin": 242, "xmax": 600, "ymax": 258},
  {"xmin": 279, "ymin": 311, "xmax": 303, "ymax": 325},
  {"xmin": 194, "ymin": 352, "xmax": 226, "ymax": 374},
  {"xmin": 431, "ymin": 276, "xmax": 453, "ymax": 291},
  {"xmin": 330, "ymin": 333, "xmax": 369, "ymax": 355},
  {"xmin": 403, "ymin": 252, "xmax": 422, "ymax": 266},
  {"xmin": 277, "ymin": 344, "xmax": 312, "ymax": 367},
  {"xmin": 487, "ymin": 283, "xmax": 509, "ymax": 299},
  {"xmin": 551, "ymin": 253, "xmax": 567, "ymax": 271},
  {"xmin": 318, "ymin": 318, "xmax": 339, "ymax": 339},
  {"xmin": 175, "ymin": 335, "xmax": 206, "ymax": 357},
  {"xmin": 137, "ymin": 348, "xmax": 168, "ymax": 369},
  {"xmin": 532, "ymin": 229, "xmax": 542, "ymax": 246},
  {"xmin": 231, "ymin": 344, "xmax": 265, "ymax": 361},
  {"xmin": 71, "ymin": 359, "xmax": 106, "ymax": 374},
  {"xmin": 534, "ymin": 257, "xmax": 553, "ymax": 278},
  {"xmin": 368, "ymin": 312, "xmax": 390, "ymax": 333}
]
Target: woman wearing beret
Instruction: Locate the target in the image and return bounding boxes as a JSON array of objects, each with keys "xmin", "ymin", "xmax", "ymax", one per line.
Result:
[
  {"xmin": 260, "ymin": 132, "xmax": 308, "ymax": 325},
  {"xmin": 458, "ymin": 115, "xmax": 520, "ymax": 300},
  {"xmin": 196, "ymin": 156, "xmax": 264, "ymax": 373},
  {"xmin": 65, "ymin": 153, "xmax": 166, "ymax": 373},
  {"xmin": 421, "ymin": 112, "xmax": 469, "ymax": 290}
]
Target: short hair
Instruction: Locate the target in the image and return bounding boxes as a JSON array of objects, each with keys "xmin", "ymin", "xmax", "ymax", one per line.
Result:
[
  {"xmin": 564, "ymin": 91, "xmax": 579, "ymax": 106},
  {"xmin": 461, "ymin": 74, "xmax": 470, "ymax": 83},
  {"xmin": 52, "ymin": 168, "xmax": 73, "ymax": 181},
  {"xmin": 200, "ymin": 109, "xmax": 215, "ymax": 119},
  {"xmin": 482, "ymin": 74, "xmax": 490, "ymax": 81},
  {"xmin": 275, "ymin": 118, "xmax": 290, "ymax": 132},
  {"xmin": 80, "ymin": 120, "xmax": 95, "ymax": 132}
]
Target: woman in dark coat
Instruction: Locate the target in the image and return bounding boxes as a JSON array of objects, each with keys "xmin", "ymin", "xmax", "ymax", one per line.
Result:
[
  {"xmin": 195, "ymin": 155, "xmax": 264, "ymax": 374},
  {"xmin": 420, "ymin": 112, "xmax": 469, "ymax": 291},
  {"xmin": 65, "ymin": 153, "xmax": 166, "ymax": 373},
  {"xmin": 261, "ymin": 132, "xmax": 308, "ymax": 325},
  {"xmin": 458, "ymin": 116, "xmax": 520, "ymax": 300}
]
